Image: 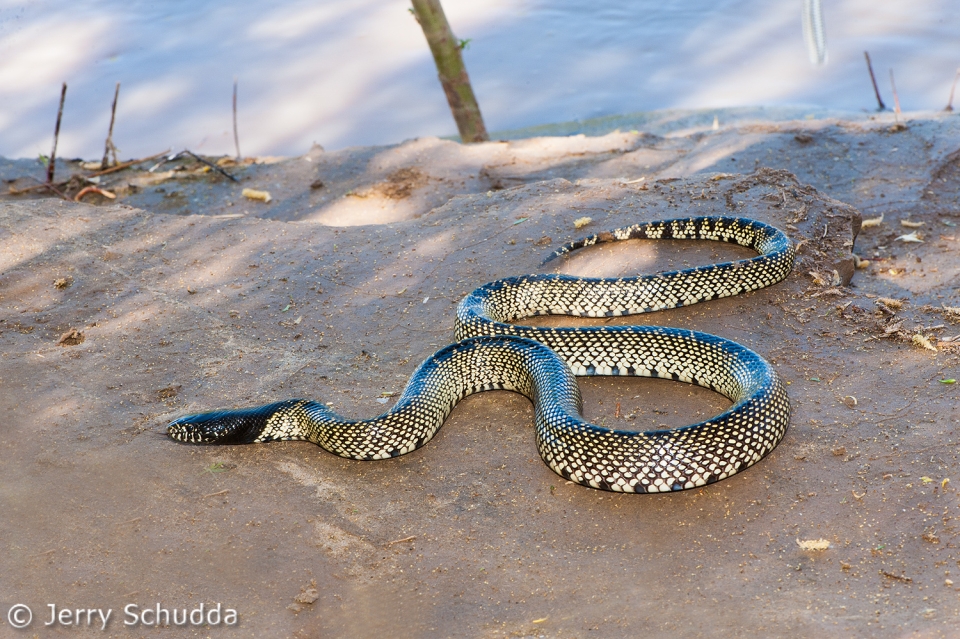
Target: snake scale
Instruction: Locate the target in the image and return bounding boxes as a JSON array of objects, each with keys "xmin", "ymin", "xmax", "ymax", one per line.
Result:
[{"xmin": 168, "ymin": 216, "xmax": 794, "ymax": 493}]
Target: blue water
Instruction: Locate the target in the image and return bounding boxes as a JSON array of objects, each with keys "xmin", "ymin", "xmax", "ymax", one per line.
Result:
[{"xmin": 0, "ymin": 0, "xmax": 956, "ymax": 158}]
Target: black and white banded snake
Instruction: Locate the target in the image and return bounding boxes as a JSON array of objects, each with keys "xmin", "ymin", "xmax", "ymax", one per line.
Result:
[{"xmin": 168, "ymin": 216, "xmax": 794, "ymax": 493}]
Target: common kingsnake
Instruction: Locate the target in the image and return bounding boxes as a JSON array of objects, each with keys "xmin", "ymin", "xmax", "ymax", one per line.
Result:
[{"xmin": 168, "ymin": 216, "xmax": 794, "ymax": 493}]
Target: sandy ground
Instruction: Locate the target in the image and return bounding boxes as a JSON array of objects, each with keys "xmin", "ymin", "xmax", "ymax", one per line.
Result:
[{"xmin": 2, "ymin": 111, "xmax": 960, "ymax": 638}]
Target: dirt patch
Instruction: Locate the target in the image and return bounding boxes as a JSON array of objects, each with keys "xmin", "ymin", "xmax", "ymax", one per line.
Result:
[
  {"xmin": 2, "ymin": 113, "xmax": 960, "ymax": 638},
  {"xmin": 368, "ymin": 167, "xmax": 429, "ymax": 200}
]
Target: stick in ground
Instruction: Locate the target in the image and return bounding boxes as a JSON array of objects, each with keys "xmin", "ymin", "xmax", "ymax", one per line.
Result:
[
  {"xmin": 233, "ymin": 77, "xmax": 241, "ymax": 160},
  {"xmin": 946, "ymin": 68, "xmax": 960, "ymax": 112},
  {"xmin": 101, "ymin": 82, "xmax": 121, "ymax": 170},
  {"xmin": 47, "ymin": 83, "xmax": 67, "ymax": 184},
  {"xmin": 889, "ymin": 69, "xmax": 902, "ymax": 121},
  {"xmin": 863, "ymin": 52, "xmax": 885, "ymax": 111}
]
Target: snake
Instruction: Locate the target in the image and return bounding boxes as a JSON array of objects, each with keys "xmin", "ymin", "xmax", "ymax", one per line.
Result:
[{"xmin": 168, "ymin": 216, "xmax": 794, "ymax": 493}]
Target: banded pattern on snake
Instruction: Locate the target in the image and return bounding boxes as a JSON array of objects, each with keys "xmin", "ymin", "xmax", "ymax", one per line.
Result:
[{"xmin": 168, "ymin": 216, "xmax": 794, "ymax": 493}]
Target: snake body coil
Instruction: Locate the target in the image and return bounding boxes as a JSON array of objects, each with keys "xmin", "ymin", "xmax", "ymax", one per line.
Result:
[{"xmin": 168, "ymin": 216, "xmax": 794, "ymax": 493}]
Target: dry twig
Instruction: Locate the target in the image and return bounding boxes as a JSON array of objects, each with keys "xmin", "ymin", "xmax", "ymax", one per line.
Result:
[
  {"xmin": 74, "ymin": 186, "xmax": 116, "ymax": 202},
  {"xmin": 86, "ymin": 150, "xmax": 170, "ymax": 178},
  {"xmin": 880, "ymin": 570, "xmax": 912, "ymax": 583},
  {"xmin": 47, "ymin": 82, "xmax": 67, "ymax": 184},
  {"xmin": 863, "ymin": 52, "xmax": 885, "ymax": 111},
  {"xmin": 889, "ymin": 69, "xmax": 902, "ymax": 121},
  {"xmin": 946, "ymin": 68, "xmax": 960, "ymax": 112},
  {"xmin": 177, "ymin": 150, "xmax": 238, "ymax": 182},
  {"xmin": 101, "ymin": 82, "xmax": 121, "ymax": 170},
  {"xmin": 9, "ymin": 178, "xmax": 70, "ymax": 200}
]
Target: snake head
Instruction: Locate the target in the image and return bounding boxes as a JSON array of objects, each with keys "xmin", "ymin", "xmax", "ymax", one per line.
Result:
[{"xmin": 167, "ymin": 403, "xmax": 290, "ymax": 444}]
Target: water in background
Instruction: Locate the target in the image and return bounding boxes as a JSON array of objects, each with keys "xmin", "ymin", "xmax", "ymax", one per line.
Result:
[{"xmin": 0, "ymin": 0, "xmax": 956, "ymax": 158}]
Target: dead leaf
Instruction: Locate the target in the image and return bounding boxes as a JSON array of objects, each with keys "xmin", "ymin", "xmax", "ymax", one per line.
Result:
[
  {"xmin": 294, "ymin": 579, "xmax": 319, "ymax": 605},
  {"xmin": 912, "ymin": 333, "xmax": 937, "ymax": 352},
  {"xmin": 895, "ymin": 231, "xmax": 923, "ymax": 243},
  {"xmin": 57, "ymin": 329, "xmax": 85, "ymax": 346},
  {"xmin": 882, "ymin": 320, "xmax": 904, "ymax": 335},
  {"xmin": 876, "ymin": 297, "xmax": 904, "ymax": 310},
  {"xmin": 242, "ymin": 188, "xmax": 272, "ymax": 203},
  {"xmin": 796, "ymin": 538, "xmax": 831, "ymax": 551}
]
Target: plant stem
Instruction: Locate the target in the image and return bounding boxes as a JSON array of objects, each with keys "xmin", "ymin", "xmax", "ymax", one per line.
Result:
[{"xmin": 410, "ymin": 0, "xmax": 488, "ymax": 143}]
